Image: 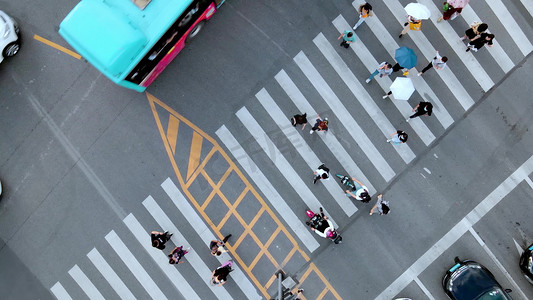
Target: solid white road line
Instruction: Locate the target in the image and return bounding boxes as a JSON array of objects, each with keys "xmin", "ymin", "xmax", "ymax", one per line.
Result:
[
  {"xmin": 414, "ymin": 277, "xmax": 436, "ymax": 300},
  {"xmin": 383, "ymin": 2, "xmax": 479, "ymax": 110},
  {"xmin": 460, "ymin": 6, "xmax": 515, "ymax": 73},
  {"xmin": 105, "ymin": 230, "xmax": 169, "ymax": 300},
  {"xmin": 513, "ymin": 238, "xmax": 524, "ymax": 256},
  {"xmin": 87, "ymin": 248, "xmax": 136, "ymax": 300},
  {"xmin": 50, "ymin": 282, "xmax": 73, "ymax": 300},
  {"xmin": 375, "ymin": 154, "xmax": 533, "ymax": 299},
  {"xmin": 416, "ymin": 0, "xmax": 495, "ymax": 92},
  {"xmin": 469, "ymin": 228, "xmax": 528, "ymax": 300},
  {"xmin": 256, "ymin": 88, "xmax": 358, "ymax": 216},
  {"xmin": 214, "ymin": 127, "xmax": 321, "ymax": 252},
  {"xmin": 354, "ymin": 9, "xmax": 456, "ymax": 128},
  {"xmin": 236, "ymin": 106, "xmax": 339, "ymax": 228},
  {"xmin": 294, "ymin": 51, "xmax": 397, "ymax": 181},
  {"xmin": 68, "ymin": 265, "xmax": 105, "ymax": 300},
  {"xmin": 142, "ymin": 196, "xmax": 233, "ymax": 300},
  {"xmin": 525, "ymin": 177, "xmax": 533, "ymax": 189},
  {"xmin": 313, "ymin": 32, "xmax": 416, "ymax": 164},
  {"xmin": 275, "ymin": 70, "xmax": 377, "ymax": 193},
  {"xmin": 122, "ymin": 214, "xmax": 200, "ymax": 300},
  {"xmin": 485, "ymin": 0, "xmax": 533, "ymax": 56},
  {"xmin": 333, "ymin": 16, "xmax": 437, "ymax": 146},
  {"xmin": 160, "ymin": 178, "xmax": 263, "ymax": 299}
]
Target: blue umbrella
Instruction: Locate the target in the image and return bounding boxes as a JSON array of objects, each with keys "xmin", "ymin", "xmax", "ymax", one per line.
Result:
[{"xmin": 394, "ymin": 47, "xmax": 417, "ymax": 69}]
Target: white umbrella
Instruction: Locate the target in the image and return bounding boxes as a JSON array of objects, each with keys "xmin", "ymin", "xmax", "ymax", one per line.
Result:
[
  {"xmin": 390, "ymin": 77, "xmax": 415, "ymax": 100},
  {"xmin": 404, "ymin": 3, "xmax": 431, "ymax": 20}
]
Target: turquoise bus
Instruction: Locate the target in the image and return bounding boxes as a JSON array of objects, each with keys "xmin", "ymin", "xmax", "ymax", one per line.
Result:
[{"xmin": 59, "ymin": 0, "xmax": 225, "ymax": 92}]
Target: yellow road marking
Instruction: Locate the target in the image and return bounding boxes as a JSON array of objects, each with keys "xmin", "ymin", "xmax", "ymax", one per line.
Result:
[
  {"xmin": 186, "ymin": 132, "xmax": 203, "ymax": 180},
  {"xmin": 147, "ymin": 92, "xmax": 341, "ymax": 299},
  {"xmin": 33, "ymin": 34, "xmax": 81, "ymax": 60},
  {"xmin": 166, "ymin": 114, "xmax": 180, "ymax": 154}
]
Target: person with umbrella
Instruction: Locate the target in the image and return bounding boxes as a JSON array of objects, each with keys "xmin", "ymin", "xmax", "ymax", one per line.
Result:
[
  {"xmin": 437, "ymin": 0, "xmax": 469, "ymax": 23},
  {"xmin": 393, "ymin": 46, "xmax": 417, "ymax": 75},
  {"xmin": 418, "ymin": 50, "xmax": 448, "ymax": 76},
  {"xmin": 399, "ymin": 3, "xmax": 431, "ymax": 38}
]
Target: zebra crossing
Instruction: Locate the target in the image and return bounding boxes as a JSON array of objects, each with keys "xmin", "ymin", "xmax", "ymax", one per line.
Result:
[{"xmin": 50, "ymin": 0, "xmax": 532, "ymax": 299}]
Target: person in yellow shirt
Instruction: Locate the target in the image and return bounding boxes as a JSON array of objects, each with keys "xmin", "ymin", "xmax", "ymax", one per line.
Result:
[{"xmin": 353, "ymin": 2, "xmax": 373, "ymax": 30}]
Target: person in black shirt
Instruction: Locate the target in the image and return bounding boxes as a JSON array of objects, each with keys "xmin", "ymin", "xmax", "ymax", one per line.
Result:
[
  {"xmin": 151, "ymin": 231, "xmax": 172, "ymax": 250},
  {"xmin": 406, "ymin": 102, "xmax": 433, "ymax": 122},
  {"xmin": 466, "ymin": 33, "xmax": 494, "ymax": 52}
]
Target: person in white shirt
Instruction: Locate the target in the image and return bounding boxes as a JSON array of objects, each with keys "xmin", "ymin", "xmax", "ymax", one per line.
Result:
[{"xmin": 418, "ymin": 51, "xmax": 448, "ymax": 76}]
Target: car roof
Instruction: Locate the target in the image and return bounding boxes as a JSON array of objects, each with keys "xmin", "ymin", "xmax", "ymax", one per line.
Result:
[{"xmin": 449, "ymin": 263, "xmax": 502, "ymax": 300}]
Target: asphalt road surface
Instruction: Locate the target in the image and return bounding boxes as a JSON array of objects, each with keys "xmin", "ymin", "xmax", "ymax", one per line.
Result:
[{"xmin": 1, "ymin": 0, "xmax": 533, "ymax": 299}]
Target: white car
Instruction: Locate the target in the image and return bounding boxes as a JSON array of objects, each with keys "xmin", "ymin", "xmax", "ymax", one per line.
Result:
[{"xmin": 0, "ymin": 10, "xmax": 20, "ymax": 63}]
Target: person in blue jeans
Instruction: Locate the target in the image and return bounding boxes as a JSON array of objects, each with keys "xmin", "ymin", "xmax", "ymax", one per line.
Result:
[{"xmin": 366, "ymin": 62, "xmax": 393, "ymax": 83}]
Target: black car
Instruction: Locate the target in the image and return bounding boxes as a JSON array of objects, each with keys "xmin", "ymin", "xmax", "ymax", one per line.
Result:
[
  {"xmin": 519, "ymin": 243, "xmax": 533, "ymax": 284},
  {"xmin": 443, "ymin": 257, "xmax": 512, "ymax": 300}
]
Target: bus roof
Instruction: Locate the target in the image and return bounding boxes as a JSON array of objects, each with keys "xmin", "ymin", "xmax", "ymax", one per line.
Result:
[{"xmin": 59, "ymin": 0, "xmax": 194, "ymax": 80}]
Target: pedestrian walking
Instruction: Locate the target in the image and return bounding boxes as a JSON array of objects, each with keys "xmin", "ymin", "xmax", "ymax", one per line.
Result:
[
  {"xmin": 285, "ymin": 289, "xmax": 305, "ymax": 300},
  {"xmin": 386, "ymin": 130, "xmax": 408, "ymax": 145},
  {"xmin": 210, "ymin": 234, "xmax": 232, "ymax": 256},
  {"xmin": 291, "ymin": 113, "xmax": 308, "ymax": 130},
  {"xmin": 437, "ymin": 1, "xmax": 463, "ymax": 23},
  {"xmin": 168, "ymin": 246, "xmax": 189, "ymax": 264},
  {"xmin": 211, "ymin": 260, "xmax": 233, "ymax": 286},
  {"xmin": 313, "ymin": 163, "xmax": 330, "ymax": 184},
  {"xmin": 338, "ymin": 30, "xmax": 356, "ymax": 48},
  {"xmin": 365, "ymin": 62, "xmax": 393, "ymax": 83},
  {"xmin": 466, "ymin": 33, "xmax": 494, "ymax": 52},
  {"xmin": 369, "ymin": 194, "xmax": 390, "ymax": 215},
  {"xmin": 309, "ymin": 115, "xmax": 328, "ymax": 134},
  {"xmin": 391, "ymin": 63, "xmax": 409, "ymax": 75},
  {"xmin": 345, "ymin": 177, "xmax": 371, "ymax": 203},
  {"xmin": 399, "ymin": 15, "xmax": 422, "ymax": 38},
  {"xmin": 418, "ymin": 51, "xmax": 447, "ymax": 76},
  {"xmin": 406, "ymin": 101, "xmax": 433, "ymax": 122},
  {"xmin": 151, "ymin": 231, "xmax": 172, "ymax": 250},
  {"xmin": 460, "ymin": 22, "xmax": 488, "ymax": 42},
  {"xmin": 353, "ymin": 2, "xmax": 373, "ymax": 30}
]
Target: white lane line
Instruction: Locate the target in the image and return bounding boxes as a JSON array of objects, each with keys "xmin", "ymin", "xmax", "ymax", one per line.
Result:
[
  {"xmin": 275, "ymin": 70, "xmax": 377, "ymax": 193},
  {"xmin": 105, "ymin": 230, "xmax": 169, "ymax": 300},
  {"xmin": 513, "ymin": 238, "xmax": 524, "ymax": 256},
  {"xmin": 68, "ymin": 265, "xmax": 105, "ymax": 300},
  {"xmin": 469, "ymin": 228, "xmax": 528, "ymax": 300},
  {"xmin": 414, "ymin": 277, "xmax": 436, "ymax": 300},
  {"xmin": 416, "ymin": 0, "xmax": 495, "ymax": 92},
  {"xmin": 215, "ymin": 126, "xmax": 321, "ymax": 252},
  {"xmin": 460, "ymin": 6, "xmax": 515, "ymax": 73},
  {"xmin": 294, "ymin": 51, "xmax": 397, "ymax": 181},
  {"xmin": 87, "ymin": 248, "xmax": 136, "ymax": 300},
  {"xmin": 50, "ymin": 282, "xmax": 73, "ymax": 300},
  {"xmin": 122, "ymin": 214, "xmax": 200, "ymax": 300},
  {"xmin": 486, "ymin": 0, "xmax": 533, "ymax": 56},
  {"xmin": 519, "ymin": 0, "xmax": 533, "ymax": 17},
  {"xmin": 161, "ymin": 178, "xmax": 263, "ymax": 299},
  {"xmin": 375, "ymin": 154, "xmax": 533, "ymax": 299},
  {"xmin": 256, "ymin": 89, "xmax": 358, "ymax": 216},
  {"xmin": 356, "ymin": 7, "xmax": 458, "ymax": 126},
  {"xmin": 313, "ymin": 32, "xmax": 417, "ymax": 164},
  {"xmin": 333, "ymin": 16, "xmax": 437, "ymax": 146},
  {"xmin": 142, "ymin": 196, "xmax": 232, "ymax": 300},
  {"xmin": 236, "ymin": 106, "xmax": 339, "ymax": 228},
  {"xmin": 525, "ymin": 177, "xmax": 533, "ymax": 189}
]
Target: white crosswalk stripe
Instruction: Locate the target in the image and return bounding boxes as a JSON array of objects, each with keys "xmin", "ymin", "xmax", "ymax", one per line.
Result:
[
  {"xmin": 460, "ymin": 5, "xmax": 515, "ymax": 73},
  {"xmin": 313, "ymin": 32, "xmax": 417, "ymax": 163},
  {"xmin": 519, "ymin": 0, "xmax": 533, "ymax": 17},
  {"xmin": 105, "ymin": 230, "xmax": 169, "ymax": 300},
  {"xmin": 332, "ymin": 16, "xmax": 437, "ymax": 147},
  {"xmin": 236, "ymin": 106, "xmax": 339, "ymax": 227},
  {"xmin": 256, "ymin": 88, "xmax": 358, "ymax": 216},
  {"xmin": 68, "ymin": 265, "xmax": 105, "ymax": 300},
  {"xmin": 87, "ymin": 248, "xmax": 136, "ymax": 300},
  {"xmin": 141, "ymin": 195, "xmax": 233, "ymax": 300},
  {"xmin": 274, "ymin": 70, "xmax": 377, "ymax": 194},
  {"xmin": 294, "ymin": 51, "xmax": 397, "ymax": 181},
  {"xmin": 416, "ymin": 0, "xmax": 495, "ymax": 91},
  {"xmin": 160, "ymin": 178, "xmax": 263, "ymax": 300},
  {"xmin": 50, "ymin": 282, "xmax": 73, "ymax": 300},
  {"xmin": 485, "ymin": 0, "xmax": 533, "ymax": 55},
  {"xmin": 215, "ymin": 126, "xmax": 322, "ymax": 252}
]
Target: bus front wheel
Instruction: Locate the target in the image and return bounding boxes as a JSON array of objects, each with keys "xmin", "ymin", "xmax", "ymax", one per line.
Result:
[{"xmin": 186, "ymin": 21, "xmax": 205, "ymax": 42}]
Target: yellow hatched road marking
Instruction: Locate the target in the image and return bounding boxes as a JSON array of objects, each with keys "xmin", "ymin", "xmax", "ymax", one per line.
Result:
[
  {"xmin": 33, "ymin": 35, "xmax": 81, "ymax": 60},
  {"xmin": 147, "ymin": 92, "xmax": 341, "ymax": 299}
]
